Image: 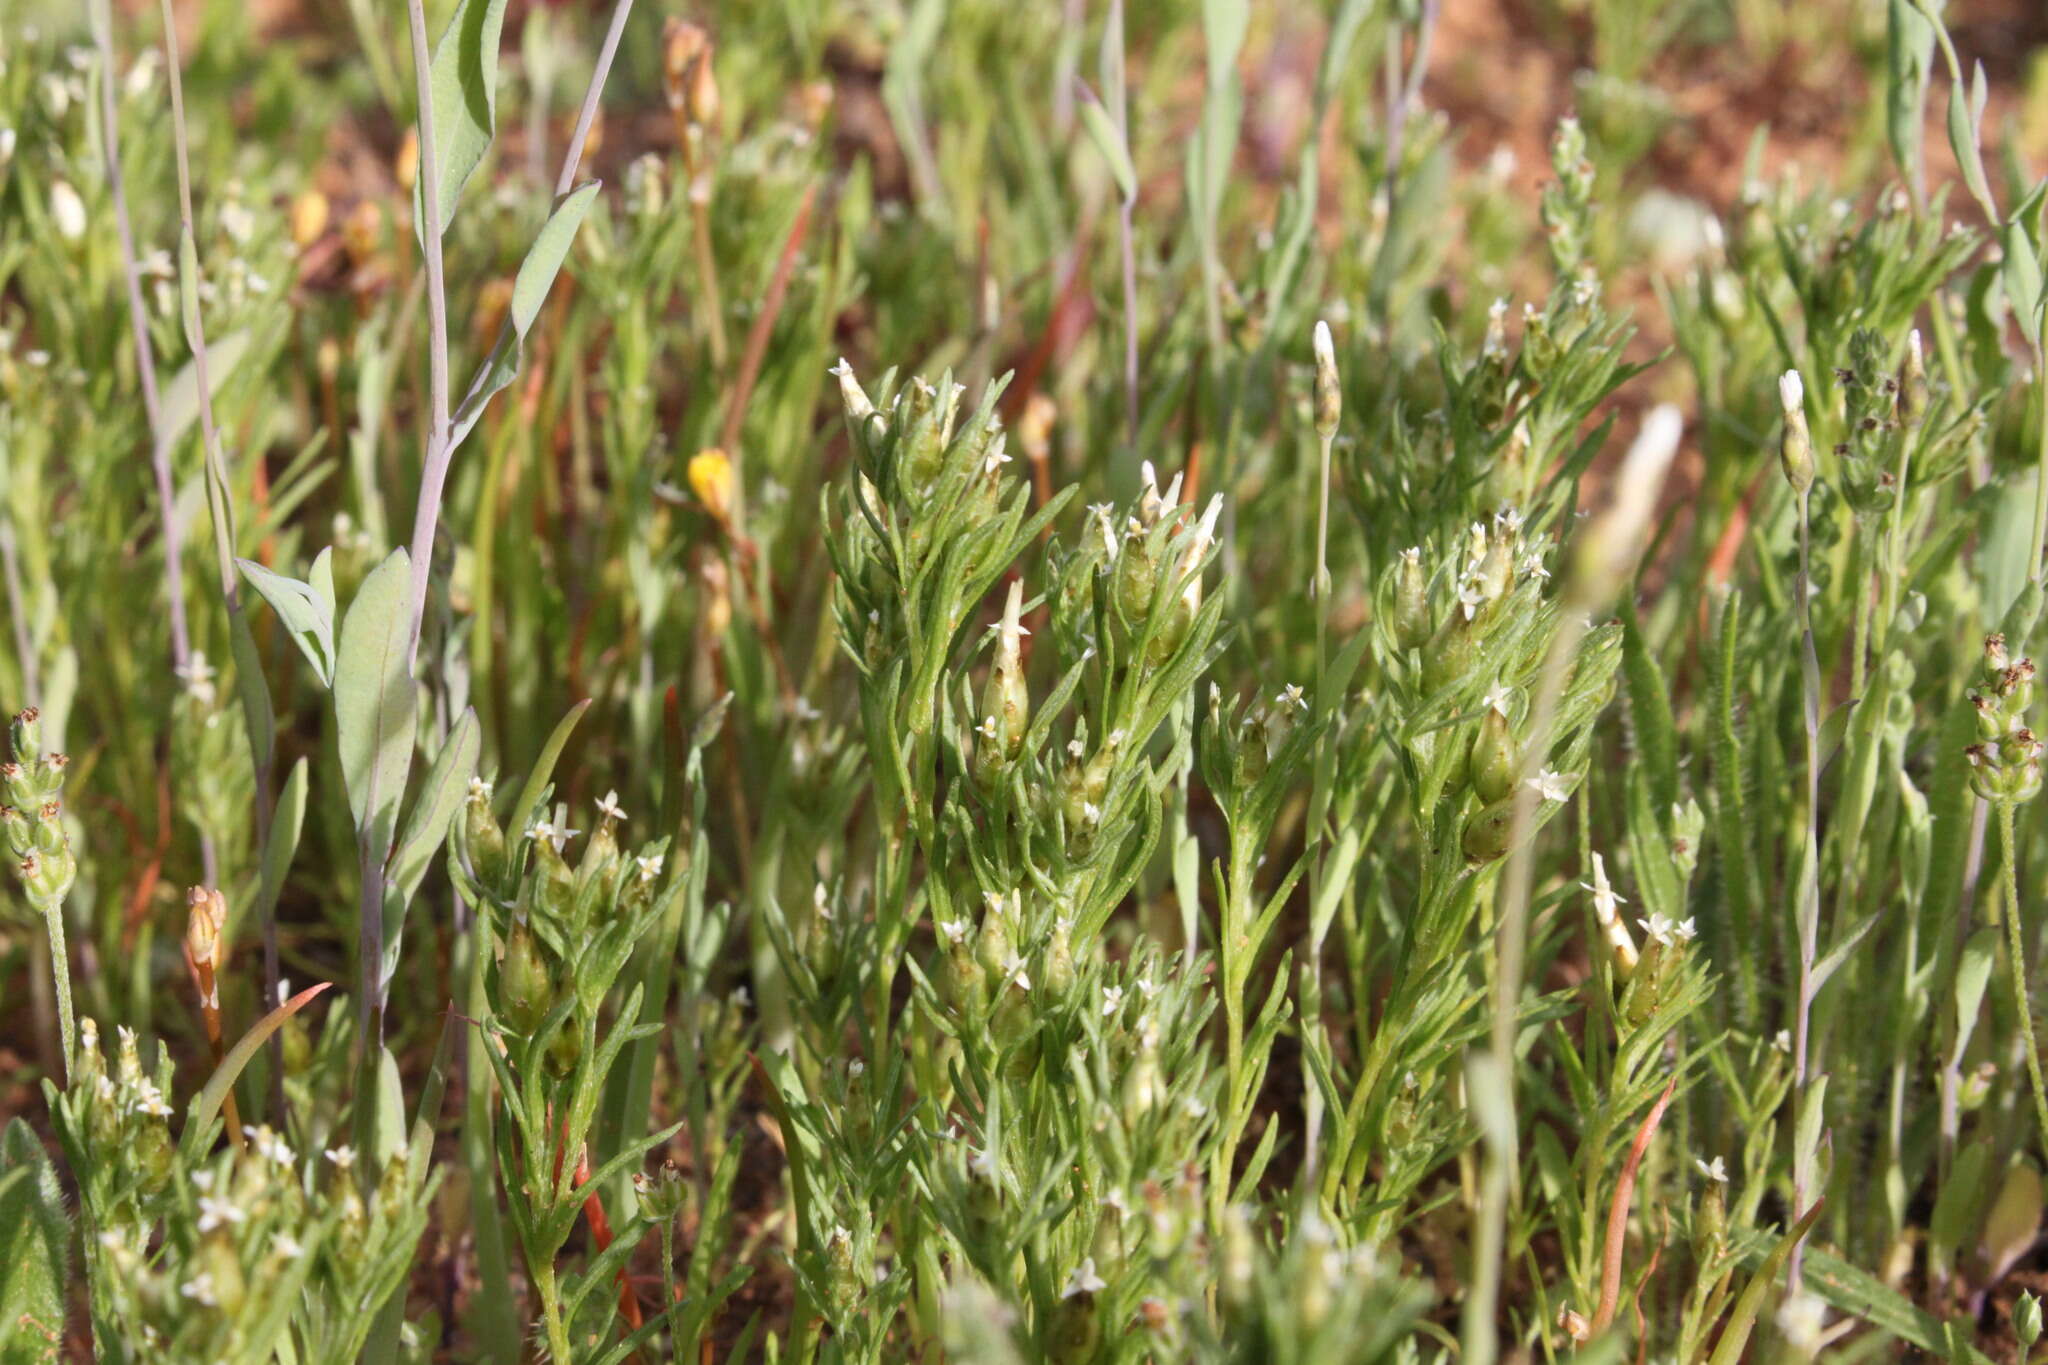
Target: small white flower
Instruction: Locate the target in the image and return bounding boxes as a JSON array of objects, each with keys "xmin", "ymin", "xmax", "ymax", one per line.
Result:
[
  {"xmin": 251, "ymin": 1125, "xmax": 294, "ymax": 1168},
  {"xmin": 983, "ymin": 438, "xmax": 1012, "ymax": 473},
  {"xmin": 792, "ymin": 695, "xmax": 823, "ymax": 722},
  {"xmin": 978, "ymin": 714, "xmax": 1000, "ymax": 738},
  {"xmin": 272, "ymin": 1230, "xmax": 307, "ymax": 1260},
  {"xmin": 0, "ymin": 127, "xmax": 15, "ymax": 167},
  {"xmin": 1100, "ymin": 985, "xmax": 1124, "ymax": 1016},
  {"xmin": 1580, "ymin": 853, "xmax": 1626, "ymax": 926},
  {"xmin": 324, "ymin": 1144, "xmax": 356, "ymax": 1170},
  {"xmin": 1062, "ymin": 1257, "xmax": 1108, "ymax": 1299},
  {"xmin": 50, "ymin": 181, "xmax": 87, "ymax": 241},
  {"xmin": 939, "ymin": 919, "xmax": 970, "ymax": 945},
  {"xmin": 197, "ymin": 1195, "xmax": 246, "ymax": 1232},
  {"xmin": 1003, "ymin": 955, "xmax": 1032, "ymax": 992},
  {"xmin": 1457, "ymin": 575, "xmax": 1487, "ymax": 621},
  {"xmin": 829, "ymin": 1224, "xmax": 852, "ymax": 1247},
  {"xmin": 467, "ymin": 775, "xmax": 493, "ymax": 801},
  {"xmin": 1773, "ymin": 1029, "xmax": 1792, "ymax": 1054},
  {"xmin": 1081, "ymin": 801, "xmax": 1102, "ymax": 825},
  {"xmin": 595, "ymin": 790, "xmax": 627, "ymax": 824},
  {"xmin": 1525, "ymin": 769, "xmax": 1571, "ymax": 802},
  {"xmin": 1521, "ymin": 552, "xmax": 1551, "ymax": 582},
  {"xmin": 1104, "ymin": 1187, "xmax": 1129, "ymax": 1215},
  {"xmin": 219, "ymin": 201, "xmax": 255, "ymax": 244},
  {"xmin": 1675, "ymin": 917, "xmax": 1699, "ymax": 942},
  {"xmin": 189, "ymin": 1169, "xmax": 215, "ymax": 1193},
  {"xmin": 181, "ymin": 1273, "xmax": 218, "ymax": 1306},
  {"xmin": 1779, "ymin": 369, "xmax": 1804, "ymax": 415},
  {"xmin": 1695, "ymin": 1155, "xmax": 1728, "ymax": 1183},
  {"xmin": 132, "ymin": 1080, "xmax": 172, "ymax": 1118},
  {"xmin": 969, "ymin": 1145, "xmax": 998, "ymax": 1179},
  {"xmin": 1638, "ymin": 914, "xmax": 1678, "ymax": 947},
  {"xmin": 1067, "ymin": 737, "xmax": 1086, "ymax": 758},
  {"xmin": 849, "ymin": 1059, "xmax": 866, "ymax": 1079},
  {"xmin": 1182, "ymin": 1095, "xmax": 1208, "ymax": 1118},
  {"xmin": 175, "ymin": 650, "xmax": 217, "ymax": 704},
  {"xmin": 1277, "ymin": 684, "xmax": 1307, "ymax": 712},
  {"xmin": 635, "ymin": 853, "xmax": 664, "ymax": 883},
  {"xmin": 1481, "ymin": 682, "xmax": 1514, "ymax": 718}
]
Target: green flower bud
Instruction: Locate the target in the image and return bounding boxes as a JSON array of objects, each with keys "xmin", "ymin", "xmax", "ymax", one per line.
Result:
[
  {"xmin": 501, "ymin": 919, "xmax": 553, "ymax": 1036},
  {"xmin": 975, "ymin": 581, "xmax": 1031, "ymax": 783},
  {"xmin": 1898, "ymin": 328, "xmax": 1928, "ymax": 429},
  {"xmin": 0, "ymin": 805, "xmax": 28, "ymax": 857},
  {"xmin": 9, "ymin": 706, "xmax": 41, "ymax": 758},
  {"xmin": 2, "ymin": 761, "xmax": 36, "ymax": 809},
  {"xmin": 2015, "ymin": 1291, "xmax": 2041, "ymax": 1349},
  {"xmin": 1392, "ymin": 547, "xmax": 1431, "ymax": 650},
  {"xmin": 1469, "ymin": 704, "xmax": 1519, "ymax": 804},
  {"xmin": 1462, "ymin": 797, "xmax": 1516, "ymax": 863},
  {"xmin": 1043, "ymin": 918, "xmax": 1075, "ymax": 999}
]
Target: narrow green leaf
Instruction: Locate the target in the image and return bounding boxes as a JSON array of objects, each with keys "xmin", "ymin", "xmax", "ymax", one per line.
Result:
[
  {"xmin": 512, "ymin": 181, "xmax": 600, "ymax": 338},
  {"xmin": 508, "ymin": 698, "xmax": 593, "ymax": 837},
  {"xmin": 1708, "ymin": 1201, "xmax": 1825, "ymax": 1365},
  {"xmin": 390, "ymin": 708, "xmax": 480, "ymax": 901},
  {"xmin": 1078, "ymin": 96, "xmax": 1136, "ymax": 202},
  {"xmin": 238, "ymin": 557, "xmax": 337, "ymax": 686},
  {"xmin": 259, "ymin": 758, "xmax": 309, "ymax": 921},
  {"xmin": 446, "ymin": 183, "xmax": 600, "ymax": 452},
  {"xmin": 187, "ymin": 982, "xmax": 332, "ymax": 1144},
  {"xmin": 334, "ymin": 549, "xmax": 417, "ymax": 851}
]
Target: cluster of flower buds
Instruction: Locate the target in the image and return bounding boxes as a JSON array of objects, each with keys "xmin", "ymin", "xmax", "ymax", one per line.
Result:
[
  {"xmin": 1, "ymin": 707, "xmax": 74, "ymax": 906},
  {"xmin": 972, "ymin": 581, "xmax": 1030, "ymax": 786},
  {"xmin": 65, "ymin": 1018, "xmax": 176, "ymax": 1194},
  {"xmin": 1966, "ymin": 634, "xmax": 2042, "ymax": 804},
  {"xmin": 1539, "ymin": 116, "xmax": 1596, "ymax": 277},
  {"xmin": 459, "ymin": 778, "xmax": 675, "ymax": 1067},
  {"xmin": 1110, "ymin": 462, "xmax": 1222, "ymax": 668},
  {"xmin": 1831, "ymin": 327, "xmax": 1908, "ymax": 517},
  {"xmin": 1400, "ymin": 509, "xmax": 1550, "ymax": 693}
]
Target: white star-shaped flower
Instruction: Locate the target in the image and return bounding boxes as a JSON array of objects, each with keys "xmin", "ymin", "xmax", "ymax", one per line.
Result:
[
  {"xmin": 1101, "ymin": 985, "xmax": 1124, "ymax": 1016},
  {"xmin": 324, "ymin": 1144, "xmax": 356, "ymax": 1170},
  {"xmin": 939, "ymin": 919, "xmax": 970, "ymax": 945},
  {"xmin": 1580, "ymin": 852, "xmax": 1626, "ymax": 926},
  {"xmin": 1277, "ymin": 684, "xmax": 1307, "ymax": 712},
  {"xmin": 272, "ymin": 1231, "xmax": 306, "ymax": 1260},
  {"xmin": 1482, "ymin": 682, "xmax": 1514, "ymax": 718},
  {"xmin": 1695, "ymin": 1155, "xmax": 1728, "ymax": 1183},
  {"xmin": 467, "ymin": 775, "xmax": 493, "ymax": 801},
  {"xmin": 1063, "ymin": 1257, "xmax": 1108, "ymax": 1299},
  {"xmin": 595, "ymin": 790, "xmax": 627, "ymax": 824},
  {"xmin": 181, "ymin": 1273, "xmax": 218, "ymax": 1305},
  {"xmin": 197, "ymin": 1196, "xmax": 246, "ymax": 1232},
  {"xmin": 1525, "ymin": 769, "xmax": 1571, "ymax": 802},
  {"xmin": 1638, "ymin": 914, "xmax": 1677, "ymax": 947},
  {"xmin": 635, "ymin": 854, "xmax": 664, "ymax": 884}
]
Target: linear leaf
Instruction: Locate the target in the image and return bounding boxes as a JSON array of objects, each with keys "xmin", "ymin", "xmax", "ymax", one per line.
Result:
[{"xmin": 390, "ymin": 708, "xmax": 480, "ymax": 901}]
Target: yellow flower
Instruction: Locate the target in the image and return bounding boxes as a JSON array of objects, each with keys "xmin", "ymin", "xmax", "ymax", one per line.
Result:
[{"xmin": 688, "ymin": 448, "xmax": 734, "ymax": 524}]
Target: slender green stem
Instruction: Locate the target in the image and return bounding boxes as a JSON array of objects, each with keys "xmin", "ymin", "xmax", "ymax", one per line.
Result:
[
  {"xmin": 1998, "ymin": 800, "xmax": 2048, "ymax": 1158},
  {"xmin": 37, "ymin": 894, "xmax": 74, "ymax": 1083},
  {"xmin": 1789, "ymin": 486, "xmax": 1823, "ymax": 1290}
]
